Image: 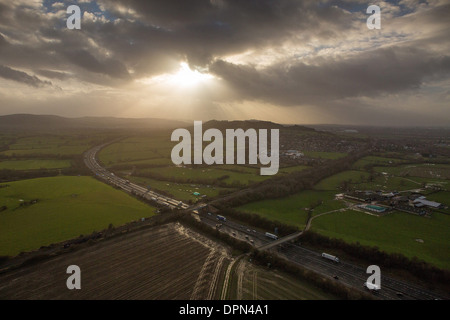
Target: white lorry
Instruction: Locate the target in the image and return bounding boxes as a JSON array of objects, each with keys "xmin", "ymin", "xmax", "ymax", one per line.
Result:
[
  {"xmin": 265, "ymin": 232, "xmax": 278, "ymax": 240},
  {"xmin": 321, "ymin": 253, "xmax": 340, "ymax": 263}
]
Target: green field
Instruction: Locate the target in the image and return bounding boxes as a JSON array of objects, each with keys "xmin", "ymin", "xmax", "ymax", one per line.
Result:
[
  {"xmin": 128, "ymin": 176, "xmax": 235, "ymax": 202},
  {"xmin": 99, "ymin": 136, "xmax": 173, "ymax": 166},
  {"xmin": 425, "ymin": 191, "xmax": 450, "ymax": 214},
  {"xmin": 111, "ymin": 157, "xmax": 174, "ymax": 167},
  {"xmin": 311, "ymin": 210, "xmax": 450, "ymax": 270},
  {"xmin": 354, "ymin": 175, "xmax": 423, "ymax": 191},
  {"xmin": 426, "ymin": 191, "xmax": 450, "ymax": 204},
  {"xmin": 313, "ymin": 169, "xmax": 429, "ymax": 192},
  {"xmin": 314, "ymin": 170, "xmax": 370, "ymax": 191},
  {"xmin": 373, "ymin": 163, "xmax": 450, "ymax": 180},
  {"xmin": 352, "ymin": 156, "xmax": 408, "ymax": 170},
  {"xmin": 139, "ymin": 166, "xmax": 271, "ymax": 186},
  {"xmin": 0, "ymin": 176, "xmax": 156, "ymax": 257},
  {"xmin": 279, "ymin": 165, "xmax": 311, "ymax": 174},
  {"xmin": 0, "ymin": 135, "xmax": 97, "ymax": 157},
  {"xmin": 303, "ymin": 151, "xmax": 348, "ymax": 159},
  {"xmin": 238, "ymin": 190, "xmax": 345, "ymax": 229},
  {"xmin": 0, "ymin": 159, "xmax": 72, "ymax": 170}
]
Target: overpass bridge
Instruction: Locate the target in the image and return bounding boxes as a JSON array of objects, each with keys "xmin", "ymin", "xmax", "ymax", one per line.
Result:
[{"xmin": 257, "ymin": 231, "xmax": 303, "ymax": 251}]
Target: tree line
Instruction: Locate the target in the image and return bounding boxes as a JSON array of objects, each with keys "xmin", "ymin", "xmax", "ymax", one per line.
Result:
[
  {"xmin": 211, "ymin": 148, "xmax": 370, "ymax": 208},
  {"xmin": 133, "ymin": 170, "xmax": 247, "ymax": 188},
  {"xmin": 219, "ymin": 207, "xmax": 299, "ymax": 237}
]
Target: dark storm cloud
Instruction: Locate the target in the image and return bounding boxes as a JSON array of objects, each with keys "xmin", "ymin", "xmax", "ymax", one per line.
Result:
[
  {"xmin": 62, "ymin": 49, "xmax": 130, "ymax": 79},
  {"xmin": 97, "ymin": 0, "xmax": 352, "ymax": 65},
  {"xmin": 0, "ymin": 64, "xmax": 52, "ymax": 87},
  {"xmin": 210, "ymin": 46, "xmax": 450, "ymax": 105}
]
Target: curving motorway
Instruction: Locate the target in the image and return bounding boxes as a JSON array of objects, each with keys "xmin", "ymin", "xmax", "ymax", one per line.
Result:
[{"xmin": 83, "ymin": 143, "xmax": 190, "ymax": 210}]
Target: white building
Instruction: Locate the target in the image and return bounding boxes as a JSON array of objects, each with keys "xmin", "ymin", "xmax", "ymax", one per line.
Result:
[{"xmin": 284, "ymin": 150, "xmax": 304, "ymax": 159}]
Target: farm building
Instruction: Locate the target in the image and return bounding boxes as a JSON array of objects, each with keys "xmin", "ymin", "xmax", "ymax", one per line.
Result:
[
  {"xmin": 413, "ymin": 198, "xmax": 443, "ymax": 209},
  {"xmin": 382, "ymin": 192, "xmax": 398, "ymax": 198}
]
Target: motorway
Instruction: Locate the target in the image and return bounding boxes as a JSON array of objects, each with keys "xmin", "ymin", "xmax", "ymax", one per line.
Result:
[
  {"xmin": 197, "ymin": 212, "xmax": 448, "ymax": 300},
  {"xmin": 276, "ymin": 243, "xmax": 448, "ymax": 300},
  {"xmin": 83, "ymin": 144, "xmax": 190, "ymax": 210},
  {"xmin": 83, "ymin": 144, "xmax": 448, "ymax": 300}
]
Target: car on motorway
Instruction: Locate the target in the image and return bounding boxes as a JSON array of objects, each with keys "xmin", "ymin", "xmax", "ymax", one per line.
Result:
[{"xmin": 217, "ymin": 215, "xmax": 227, "ymax": 222}]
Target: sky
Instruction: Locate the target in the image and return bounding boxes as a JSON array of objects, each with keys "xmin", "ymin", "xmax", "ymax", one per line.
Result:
[{"xmin": 0, "ymin": 0, "xmax": 449, "ymax": 126}]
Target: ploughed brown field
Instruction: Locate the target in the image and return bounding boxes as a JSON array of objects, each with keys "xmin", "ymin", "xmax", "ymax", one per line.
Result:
[{"xmin": 0, "ymin": 223, "xmax": 231, "ymax": 300}]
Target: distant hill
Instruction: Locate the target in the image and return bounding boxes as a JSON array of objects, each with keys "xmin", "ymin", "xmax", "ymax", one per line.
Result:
[
  {"xmin": 0, "ymin": 114, "xmax": 323, "ymax": 135},
  {"xmin": 189, "ymin": 119, "xmax": 317, "ymax": 133},
  {"xmin": 203, "ymin": 120, "xmax": 284, "ymax": 130},
  {"xmin": 0, "ymin": 114, "xmax": 187, "ymax": 132}
]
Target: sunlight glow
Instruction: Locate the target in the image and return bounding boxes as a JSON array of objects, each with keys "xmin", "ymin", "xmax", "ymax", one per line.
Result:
[
  {"xmin": 136, "ymin": 62, "xmax": 220, "ymax": 94},
  {"xmin": 171, "ymin": 62, "xmax": 214, "ymax": 87},
  {"xmin": 136, "ymin": 62, "xmax": 217, "ymax": 91}
]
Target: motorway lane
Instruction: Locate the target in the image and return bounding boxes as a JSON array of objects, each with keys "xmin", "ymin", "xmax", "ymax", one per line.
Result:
[
  {"xmin": 198, "ymin": 212, "xmax": 447, "ymax": 300},
  {"xmin": 83, "ymin": 144, "xmax": 189, "ymax": 210},
  {"xmin": 278, "ymin": 244, "xmax": 401, "ymax": 300},
  {"xmin": 197, "ymin": 212, "xmax": 269, "ymax": 247},
  {"xmin": 277, "ymin": 243, "xmax": 447, "ymax": 300}
]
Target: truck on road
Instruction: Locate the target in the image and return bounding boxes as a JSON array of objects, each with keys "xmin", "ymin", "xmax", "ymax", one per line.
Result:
[
  {"xmin": 265, "ymin": 232, "xmax": 278, "ymax": 240},
  {"xmin": 321, "ymin": 253, "xmax": 340, "ymax": 263}
]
